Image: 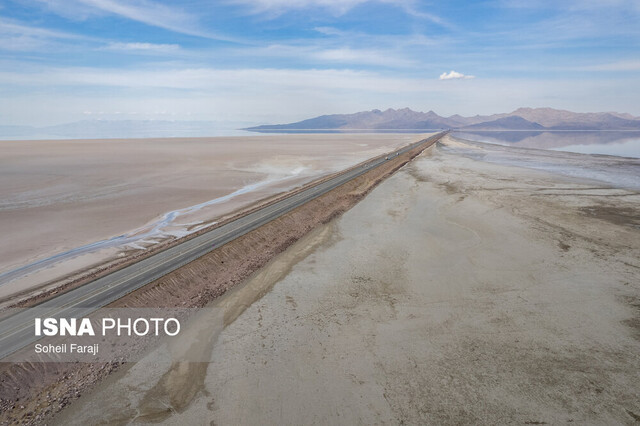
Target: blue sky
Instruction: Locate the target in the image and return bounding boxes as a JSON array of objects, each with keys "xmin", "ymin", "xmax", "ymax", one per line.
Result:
[{"xmin": 1, "ymin": 0, "xmax": 639, "ymax": 126}]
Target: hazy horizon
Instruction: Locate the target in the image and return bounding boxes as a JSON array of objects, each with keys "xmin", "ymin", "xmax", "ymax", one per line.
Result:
[
  {"xmin": 2, "ymin": 105, "xmax": 639, "ymax": 133},
  {"xmin": 1, "ymin": 1, "xmax": 640, "ymax": 127}
]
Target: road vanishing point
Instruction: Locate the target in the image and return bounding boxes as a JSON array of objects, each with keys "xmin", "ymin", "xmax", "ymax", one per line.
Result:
[{"xmin": 0, "ymin": 132, "xmax": 446, "ymax": 360}]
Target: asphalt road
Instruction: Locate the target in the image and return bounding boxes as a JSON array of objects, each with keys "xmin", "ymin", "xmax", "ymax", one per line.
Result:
[{"xmin": 0, "ymin": 132, "xmax": 445, "ymax": 360}]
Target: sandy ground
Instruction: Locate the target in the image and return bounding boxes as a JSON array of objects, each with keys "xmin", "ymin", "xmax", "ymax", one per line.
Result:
[
  {"xmin": 54, "ymin": 136, "xmax": 640, "ymax": 425},
  {"xmin": 0, "ymin": 134, "xmax": 414, "ymax": 300}
]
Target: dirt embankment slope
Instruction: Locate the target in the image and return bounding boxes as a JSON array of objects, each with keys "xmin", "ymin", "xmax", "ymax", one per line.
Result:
[{"xmin": 0, "ymin": 135, "xmax": 439, "ymax": 426}]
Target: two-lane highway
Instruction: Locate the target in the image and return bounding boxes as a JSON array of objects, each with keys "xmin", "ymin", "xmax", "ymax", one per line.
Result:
[{"xmin": 0, "ymin": 132, "xmax": 446, "ymax": 359}]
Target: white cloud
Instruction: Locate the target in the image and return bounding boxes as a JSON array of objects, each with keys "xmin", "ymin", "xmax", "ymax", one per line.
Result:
[
  {"xmin": 439, "ymin": 70, "xmax": 474, "ymax": 80},
  {"xmin": 0, "ymin": 18, "xmax": 88, "ymax": 51},
  {"xmin": 579, "ymin": 60, "xmax": 640, "ymax": 71},
  {"xmin": 233, "ymin": 0, "xmax": 444, "ymax": 21},
  {"xmin": 0, "ymin": 18, "xmax": 82, "ymax": 40},
  {"xmin": 0, "ymin": 66, "xmax": 423, "ymax": 92},
  {"xmin": 34, "ymin": 0, "xmax": 235, "ymax": 40},
  {"xmin": 1, "ymin": 65, "xmax": 639, "ymax": 126},
  {"xmin": 314, "ymin": 26, "xmax": 347, "ymax": 36},
  {"xmin": 103, "ymin": 42, "xmax": 180, "ymax": 52},
  {"xmin": 313, "ymin": 48, "xmax": 415, "ymax": 67},
  {"xmin": 255, "ymin": 44, "xmax": 415, "ymax": 67},
  {"xmin": 234, "ymin": 0, "xmax": 372, "ymax": 14}
]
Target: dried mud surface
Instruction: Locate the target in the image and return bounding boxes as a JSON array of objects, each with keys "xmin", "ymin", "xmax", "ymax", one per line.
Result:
[
  {"xmin": 53, "ymin": 135, "xmax": 639, "ymax": 425},
  {"xmin": 0, "ymin": 134, "xmax": 414, "ymax": 301},
  {"xmin": 0, "ymin": 136, "xmax": 436, "ymax": 425}
]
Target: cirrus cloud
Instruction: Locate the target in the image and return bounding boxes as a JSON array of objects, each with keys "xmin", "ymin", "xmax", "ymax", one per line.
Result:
[{"xmin": 103, "ymin": 42, "xmax": 180, "ymax": 52}]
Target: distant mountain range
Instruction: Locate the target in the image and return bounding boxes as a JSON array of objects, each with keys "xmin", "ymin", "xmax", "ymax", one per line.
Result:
[
  {"xmin": 2, "ymin": 108, "xmax": 640, "ymax": 140},
  {"xmin": 245, "ymin": 107, "xmax": 640, "ymax": 132}
]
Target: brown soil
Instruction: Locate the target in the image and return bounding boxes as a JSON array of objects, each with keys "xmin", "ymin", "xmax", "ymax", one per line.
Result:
[{"xmin": 0, "ymin": 135, "xmax": 441, "ymax": 425}]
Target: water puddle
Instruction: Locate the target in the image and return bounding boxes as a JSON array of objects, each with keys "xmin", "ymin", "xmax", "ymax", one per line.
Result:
[{"xmin": 441, "ymin": 136, "xmax": 640, "ymax": 191}]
